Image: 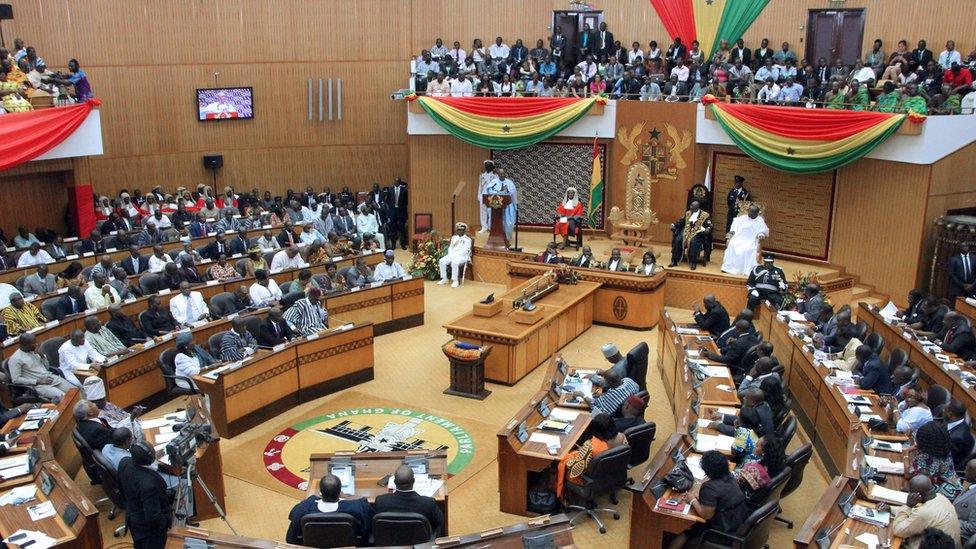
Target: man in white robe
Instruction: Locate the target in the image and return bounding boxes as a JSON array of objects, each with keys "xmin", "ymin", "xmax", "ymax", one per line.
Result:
[
  {"xmin": 721, "ymin": 205, "xmax": 769, "ymax": 275},
  {"xmin": 477, "ymin": 160, "xmax": 496, "ymax": 233}
]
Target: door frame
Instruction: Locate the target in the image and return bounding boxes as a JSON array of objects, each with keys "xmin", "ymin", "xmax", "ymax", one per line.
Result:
[{"xmin": 805, "ymin": 8, "xmax": 865, "ymax": 66}]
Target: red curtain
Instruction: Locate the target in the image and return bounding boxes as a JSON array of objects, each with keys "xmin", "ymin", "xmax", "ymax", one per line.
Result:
[
  {"xmin": 0, "ymin": 99, "xmax": 100, "ymax": 171},
  {"xmin": 649, "ymin": 0, "xmax": 697, "ymax": 43}
]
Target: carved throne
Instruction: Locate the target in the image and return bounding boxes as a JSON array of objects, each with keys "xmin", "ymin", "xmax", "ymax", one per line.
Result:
[{"xmin": 608, "ymin": 163, "xmax": 659, "ymax": 247}]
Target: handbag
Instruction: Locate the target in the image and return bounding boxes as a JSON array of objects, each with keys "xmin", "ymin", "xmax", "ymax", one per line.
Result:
[
  {"xmin": 527, "ymin": 486, "xmax": 559, "ymax": 515},
  {"xmin": 663, "ymin": 456, "xmax": 695, "ymax": 493}
]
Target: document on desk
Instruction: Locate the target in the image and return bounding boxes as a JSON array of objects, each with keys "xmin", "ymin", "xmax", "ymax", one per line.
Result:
[
  {"xmin": 675, "ymin": 327, "xmax": 702, "ymax": 335},
  {"xmin": 548, "ymin": 408, "xmax": 580, "ymax": 422},
  {"xmin": 0, "ymin": 454, "xmax": 29, "ymax": 478},
  {"xmin": 870, "ymin": 440, "xmax": 903, "ymax": 453},
  {"xmin": 27, "ymin": 501, "xmax": 56, "ymax": 521},
  {"xmin": 864, "ymin": 455, "xmax": 905, "ymax": 474},
  {"xmin": 702, "ymin": 366, "xmax": 729, "ymax": 378},
  {"xmin": 694, "ymin": 434, "xmax": 734, "ymax": 453},
  {"xmin": 715, "ymin": 407, "xmax": 738, "ymax": 415},
  {"xmin": 140, "ymin": 417, "xmax": 174, "ymax": 430},
  {"xmin": 685, "ymin": 455, "xmax": 707, "ymax": 480},
  {"xmin": 869, "ymin": 485, "xmax": 909, "ymax": 505},
  {"xmin": 0, "ymin": 485, "xmax": 37, "ymax": 506},
  {"xmin": 528, "ymin": 432, "xmax": 562, "ymax": 447},
  {"xmin": 3, "ymin": 530, "xmax": 56, "ymax": 549},
  {"xmin": 202, "ymin": 363, "xmax": 235, "ymax": 379},
  {"xmin": 388, "ymin": 474, "xmax": 444, "ymax": 497},
  {"xmin": 332, "ymin": 465, "xmax": 355, "ymax": 494},
  {"xmin": 24, "ymin": 408, "xmax": 54, "ymax": 421}
]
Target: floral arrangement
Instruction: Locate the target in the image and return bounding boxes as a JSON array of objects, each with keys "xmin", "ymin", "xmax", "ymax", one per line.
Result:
[
  {"xmin": 443, "ymin": 340, "xmax": 482, "ymax": 361},
  {"xmin": 408, "ymin": 231, "xmax": 446, "ymax": 280},
  {"xmin": 782, "ymin": 271, "xmax": 832, "ymax": 310},
  {"xmin": 554, "ymin": 264, "xmax": 580, "ymax": 285},
  {"xmin": 907, "ymin": 110, "xmax": 927, "ymax": 123}
]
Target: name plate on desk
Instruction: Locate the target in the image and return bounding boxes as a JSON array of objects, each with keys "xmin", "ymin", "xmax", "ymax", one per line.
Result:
[
  {"xmin": 273, "ymin": 344, "xmax": 286, "ymax": 352},
  {"xmin": 512, "ymin": 307, "xmax": 543, "ymax": 325},
  {"xmin": 350, "ymin": 287, "xmax": 361, "ymax": 292},
  {"xmin": 106, "ymin": 248, "xmax": 117, "ymax": 253},
  {"xmin": 65, "ymin": 255, "xmax": 78, "ymax": 261},
  {"xmin": 331, "ymin": 256, "xmax": 344, "ymax": 262},
  {"xmin": 84, "ymin": 308, "xmax": 97, "ymax": 315},
  {"xmin": 158, "ymin": 289, "xmax": 171, "ymax": 295},
  {"xmin": 82, "ymin": 252, "xmax": 94, "ymax": 257},
  {"xmin": 124, "ymin": 297, "xmax": 137, "ymax": 304},
  {"xmin": 206, "ymin": 280, "xmax": 220, "ymax": 286},
  {"xmin": 56, "ymin": 288, "xmax": 68, "ymax": 294},
  {"xmin": 45, "ymin": 320, "xmax": 58, "ymax": 328},
  {"xmin": 369, "ymin": 281, "xmax": 383, "ymax": 288}
]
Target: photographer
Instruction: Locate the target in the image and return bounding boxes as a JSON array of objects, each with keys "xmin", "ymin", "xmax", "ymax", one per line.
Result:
[{"xmin": 118, "ymin": 441, "xmax": 171, "ymax": 549}]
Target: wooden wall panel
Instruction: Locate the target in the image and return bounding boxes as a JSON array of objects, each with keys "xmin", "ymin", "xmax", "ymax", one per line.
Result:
[
  {"xmin": 0, "ymin": 172, "xmax": 70, "ymax": 236},
  {"xmin": 918, "ymin": 142, "xmax": 976, "ymax": 290},
  {"xmin": 408, "ymin": 136, "xmax": 489, "ymax": 236},
  {"xmin": 712, "ymin": 152, "xmax": 834, "ymax": 260},
  {"xmin": 830, "ymin": 159, "xmax": 930, "ymax": 300}
]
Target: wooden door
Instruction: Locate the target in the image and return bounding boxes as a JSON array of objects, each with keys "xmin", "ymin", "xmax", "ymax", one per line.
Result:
[
  {"xmin": 805, "ymin": 9, "xmax": 865, "ymax": 66},
  {"xmin": 553, "ymin": 12, "xmax": 579, "ymax": 67}
]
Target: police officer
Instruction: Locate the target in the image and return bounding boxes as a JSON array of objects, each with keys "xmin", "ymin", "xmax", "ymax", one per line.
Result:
[
  {"xmin": 746, "ymin": 253, "xmax": 787, "ymax": 309},
  {"xmin": 726, "ymin": 174, "xmax": 751, "ymax": 232}
]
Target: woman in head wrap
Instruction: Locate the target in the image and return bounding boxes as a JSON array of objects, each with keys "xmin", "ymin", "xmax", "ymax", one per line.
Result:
[
  {"xmin": 173, "ymin": 331, "xmax": 217, "ymax": 391},
  {"xmin": 553, "ymin": 187, "xmax": 584, "ymax": 249},
  {"xmin": 244, "ymin": 247, "xmax": 268, "ymax": 278},
  {"xmin": 910, "ymin": 421, "xmax": 964, "ymax": 499}
]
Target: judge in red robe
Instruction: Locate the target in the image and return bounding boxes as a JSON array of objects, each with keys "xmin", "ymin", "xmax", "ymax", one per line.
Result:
[{"xmin": 553, "ymin": 187, "xmax": 584, "ymax": 248}]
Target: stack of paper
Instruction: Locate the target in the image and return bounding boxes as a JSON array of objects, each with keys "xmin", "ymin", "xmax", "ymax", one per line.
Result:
[
  {"xmin": 0, "ymin": 485, "xmax": 37, "ymax": 506},
  {"xmin": 548, "ymin": 408, "xmax": 580, "ymax": 422},
  {"xmin": 879, "ymin": 301, "xmax": 901, "ymax": 321},
  {"xmin": 703, "ymin": 366, "xmax": 729, "ymax": 378},
  {"xmin": 676, "ymin": 327, "xmax": 701, "ymax": 335},
  {"xmin": 685, "ymin": 455, "xmax": 707, "ymax": 480},
  {"xmin": 871, "ymin": 440, "xmax": 904, "ymax": 453},
  {"xmin": 27, "ymin": 501, "xmax": 56, "ymax": 521},
  {"xmin": 870, "ymin": 485, "xmax": 909, "ymax": 505},
  {"xmin": 850, "ymin": 504, "xmax": 890, "ymax": 527},
  {"xmin": 0, "ymin": 455, "xmax": 29, "ymax": 478},
  {"xmin": 864, "ymin": 455, "xmax": 905, "ymax": 474},
  {"xmin": 3, "ymin": 530, "xmax": 56, "ymax": 549},
  {"xmin": 387, "ymin": 474, "xmax": 444, "ymax": 498},
  {"xmin": 528, "ymin": 432, "xmax": 561, "ymax": 447},
  {"xmin": 140, "ymin": 417, "xmax": 174, "ymax": 430},
  {"xmin": 695, "ymin": 434, "xmax": 734, "ymax": 452}
]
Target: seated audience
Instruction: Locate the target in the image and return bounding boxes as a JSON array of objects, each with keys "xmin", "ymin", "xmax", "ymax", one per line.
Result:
[
  {"xmin": 955, "ymin": 460, "xmax": 976, "ymax": 540},
  {"xmin": 373, "ymin": 250, "xmax": 406, "ymax": 282},
  {"xmin": 16, "ymin": 242, "xmax": 53, "ymax": 267},
  {"xmin": 881, "ymin": 475, "xmax": 960, "ymax": 547},
  {"xmin": 257, "ymin": 307, "xmax": 295, "ymax": 347},
  {"xmin": 701, "ymin": 320, "xmax": 760, "ymax": 376},
  {"xmin": 173, "ymin": 332, "xmax": 216, "ymax": 390},
  {"xmin": 374, "ymin": 464, "xmax": 444, "ymax": 535},
  {"xmin": 8, "ymin": 333, "xmax": 73, "ymax": 400},
  {"xmin": 169, "ymin": 282, "xmax": 210, "ymax": 326},
  {"xmin": 855, "ymin": 344, "xmax": 895, "ymax": 395},
  {"xmin": 286, "ymin": 474, "xmax": 373, "ymax": 545},
  {"xmin": 556, "ymin": 412, "xmax": 628, "ymax": 498},
  {"xmin": 604, "ymin": 248, "xmax": 627, "ymax": 271},
  {"xmin": 58, "ymin": 329, "xmax": 104, "ymax": 387},
  {"xmin": 2, "ymin": 292, "xmax": 46, "ymax": 336},
  {"xmin": 220, "ymin": 317, "xmax": 258, "ymax": 362},
  {"xmin": 943, "ymin": 400, "xmax": 975, "ymax": 473},
  {"xmin": 22, "ymin": 264, "xmax": 56, "ymax": 298},
  {"xmin": 693, "ymin": 295, "xmax": 730, "ymax": 338},
  {"xmin": 284, "ymin": 288, "xmax": 329, "ymax": 336},
  {"xmin": 734, "ymin": 434, "xmax": 786, "ymax": 505},
  {"xmin": 613, "ymin": 394, "xmax": 649, "ymax": 432},
  {"xmin": 84, "ymin": 273, "xmax": 120, "ymax": 309},
  {"xmin": 74, "ymin": 399, "xmax": 112, "ymax": 449},
  {"xmin": 709, "ymin": 387, "xmax": 775, "ymax": 438},
  {"xmin": 249, "ymin": 269, "xmax": 283, "ymax": 307},
  {"xmin": 574, "ymin": 369, "xmax": 638, "ymax": 416},
  {"xmin": 141, "ymin": 295, "xmax": 177, "ymax": 336},
  {"xmin": 669, "ymin": 451, "xmax": 746, "ymax": 549},
  {"xmin": 345, "ymin": 258, "xmax": 374, "ymax": 288},
  {"xmin": 910, "ymin": 421, "xmax": 965, "ymax": 500},
  {"xmin": 105, "ymin": 304, "xmax": 148, "ymax": 346},
  {"xmin": 83, "ymin": 316, "xmax": 129, "ymax": 357},
  {"xmin": 535, "ymin": 242, "xmax": 561, "ymax": 264}
]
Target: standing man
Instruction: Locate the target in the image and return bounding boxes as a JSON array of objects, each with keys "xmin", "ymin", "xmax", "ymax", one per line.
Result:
[
  {"xmin": 596, "ymin": 22, "xmax": 614, "ymax": 59},
  {"xmin": 746, "ymin": 254, "xmax": 787, "ymax": 309},
  {"xmin": 118, "ymin": 442, "xmax": 172, "ymax": 549},
  {"xmin": 438, "ymin": 223, "xmax": 472, "ymax": 288},
  {"xmin": 485, "ymin": 168, "xmax": 517, "ymax": 245},
  {"xmin": 550, "ymin": 26, "xmax": 567, "ymax": 70},
  {"xmin": 478, "ymin": 161, "xmax": 496, "ymax": 234},
  {"xmin": 948, "ymin": 242, "xmax": 976, "ymax": 300},
  {"xmin": 387, "ymin": 178, "xmax": 409, "ymax": 251},
  {"xmin": 725, "ymin": 175, "xmax": 750, "ymax": 232}
]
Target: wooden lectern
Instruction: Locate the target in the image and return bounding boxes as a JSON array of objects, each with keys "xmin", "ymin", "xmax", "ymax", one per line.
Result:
[
  {"xmin": 483, "ymin": 194, "xmax": 511, "ymax": 250},
  {"xmin": 443, "ymin": 344, "xmax": 493, "ymax": 400}
]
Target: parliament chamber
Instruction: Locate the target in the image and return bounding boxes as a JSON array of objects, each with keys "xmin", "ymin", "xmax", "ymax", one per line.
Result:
[{"xmin": 0, "ymin": 1, "xmax": 975, "ymax": 548}]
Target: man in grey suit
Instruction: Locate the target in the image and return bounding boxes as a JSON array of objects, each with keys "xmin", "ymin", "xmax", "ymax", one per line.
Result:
[
  {"xmin": 954, "ymin": 459, "xmax": 976, "ymax": 540},
  {"xmin": 797, "ymin": 283, "xmax": 826, "ymax": 322},
  {"xmin": 22, "ymin": 264, "xmax": 56, "ymax": 297}
]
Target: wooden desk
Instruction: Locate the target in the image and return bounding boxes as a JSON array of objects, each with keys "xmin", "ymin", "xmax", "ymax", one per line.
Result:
[
  {"xmin": 445, "ymin": 276, "xmax": 600, "ymax": 385},
  {"xmin": 142, "ymin": 396, "xmax": 226, "ymax": 522},
  {"xmin": 416, "ymin": 513, "xmax": 576, "ymax": 548},
  {"xmin": 194, "ymin": 323, "xmax": 375, "ymax": 437},
  {"xmin": 656, "ymin": 312, "xmax": 740, "ymax": 416},
  {"xmin": 507, "ymin": 260, "xmax": 666, "ymax": 329},
  {"xmin": 957, "ymin": 297, "xmax": 976, "ymax": 324},
  {"xmin": 795, "ymin": 476, "xmax": 903, "ymax": 548},
  {"xmin": 627, "ymin": 433, "xmax": 702, "ymax": 549},
  {"xmin": 1, "ymin": 388, "xmax": 82, "ymax": 479},
  {"xmin": 306, "ymin": 450, "xmax": 450, "ymax": 533},
  {"xmin": 0, "ymin": 460, "xmax": 102, "ymax": 548},
  {"xmin": 497, "ymin": 388, "xmax": 592, "ymax": 516},
  {"xmin": 166, "ymin": 526, "xmax": 307, "ymax": 548}
]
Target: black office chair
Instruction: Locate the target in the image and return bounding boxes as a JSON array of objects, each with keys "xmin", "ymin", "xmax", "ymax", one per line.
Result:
[
  {"xmin": 80, "ymin": 265, "xmax": 95, "ymax": 281},
  {"xmin": 564, "ymin": 444, "xmax": 632, "ymax": 534},
  {"xmin": 158, "ymin": 348, "xmax": 196, "ymax": 397},
  {"xmin": 243, "ymin": 316, "xmax": 263, "ymax": 340},
  {"xmin": 854, "ymin": 321, "xmax": 869, "ymax": 341},
  {"xmin": 13, "ymin": 276, "xmax": 27, "ymax": 292},
  {"xmin": 40, "ymin": 298, "xmax": 60, "ymax": 321},
  {"xmin": 746, "ymin": 466, "xmax": 791, "ymax": 511},
  {"xmin": 139, "ymin": 273, "xmax": 160, "ymax": 294},
  {"xmin": 864, "ymin": 332, "xmax": 884, "ymax": 355},
  {"xmin": 71, "ymin": 427, "xmax": 102, "ymax": 486},
  {"xmin": 776, "ymin": 415, "xmax": 797, "ymax": 448},
  {"xmin": 209, "ymin": 292, "xmax": 237, "ymax": 318},
  {"xmin": 774, "ymin": 443, "xmax": 814, "ymax": 528},
  {"xmin": 1, "ymin": 359, "xmax": 44, "ymax": 405},
  {"xmin": 235, "ymin": 258, "xmax": 249, "ymax": 277},
  {"xmin": 208, "ymin": 331, "xmax": 229, "ymax": 357},
  {"xmin": 887, "ymin": 348, "xmax": 909, "ymax": 372},
  {"xmin": 623, "ymin": 422, "xmax": 656, "ymax": 469},
  {"xmin": 91, "ymin": 449, "xmax": 128, "ymax": 537},
  {"xmin": 281, "ymin": 291, "xmax": 305, "ymax": 311},
  {"xmin": 696, "ymin": 500, "xmax": 780, "ymax": 549},
  {"xmin": 372, "ymin": 512, "xmax": 434, "ymax": 545},
  {"xmin": 37, "ymin": 336, "xmax": 66, "ymax": 377},
  {"xmin": 635, "ymin": 390, "xmax": 650, "ymax": 406},
  {"xmin": 263, "ymin": 251, "xmax": 277, "ymax": 266},
  {"xmin": 300, "ymin": 512, "xmax": 359, "ymax": 548},
  {"xmin": 626, "ymin": 342, "xmax": 649, "ymax": 391}
]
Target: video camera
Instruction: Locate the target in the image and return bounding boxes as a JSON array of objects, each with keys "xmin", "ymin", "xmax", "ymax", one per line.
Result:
[{"xmin": 165, "ymin": 405, "xmax": 215, "ymax": 469}]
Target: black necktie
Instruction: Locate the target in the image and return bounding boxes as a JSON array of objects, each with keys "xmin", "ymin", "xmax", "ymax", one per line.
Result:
[
  {"xmin": 964, "ymin": 254, "xmax": 972, "ymax": 281},
  {"xmin": 273, "ymin": 322, "xmax": 280, "ymax": 337}
]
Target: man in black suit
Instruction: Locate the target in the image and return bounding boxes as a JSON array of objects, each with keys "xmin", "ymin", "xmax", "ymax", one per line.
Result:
[
  {"xmin": 374, "ymin": 464, "xmax": 444, "ymax": 536},
  {"xmin": 856, "ymin": 344, "xmax": 894, "ymax": 395},
  {"xmin": 118, "ymin": 442, "xmax": 171, "ymax": 549},
  {"xmin": 55, "ymin": 285, "xmax": 87, "ymax": 320},
  {"xmin": 105, "ymin": 304, "xmax": 148, "ymax": 347},
  {"xmin": 666, "ymin": 37, "xmax": 687, "ymax": 70},
  {"xmin": 387, "ymin": 178, "xmax": 409, "ymax": 250},
  {"xmin": 939, "ymin": 312, "xmax": 976, "ymax": 360},
  {"xmin": 948, "ymin": 242, "xmax": 976, "ymax": 300},
  {"xmin": 121, "ymin": 245, "xmax": 150, "ymax": 276},
  {"xmin": 177, "ymin": 257, "xmax": 202, "ymax": 285},
  {"xmin": 710, "ymin": 388, "xmax": 775, "ymax": 437},
  {"xmin": 595, "ymin": 22, "xmax": 614, "ymax": 59},
  {"xmin": 715, "ymin": 309, "xmax": 755, "ymax": 349},
  {"xmin": 201, "ymin": 233, "xmax": 229, "ymax": 261},
  {"xmin": 569, "ymin": 246, "xmax": 597, "ymax": 268},
  {"xmin": 229, "ymin": 229, "xmax": 250, "ymax": 256},
  {"xmin": 367, "ymin": 183, "xmax": 385, "ymax": 207},
  {"xmin": 74, "ymin": 400, "xmax": 112, "ymax": 450},
  {"xmin": 535, "ymin": 242, "xmax": 561, "ymax": 264},
  {"xmin": 79, "ymin": 230, "xmax": 108, "ymax": 254},
  {"xmin": 141, "ymin": 295, "xmax": 177, "ymax": 337},
  {"xmin": 276, "ymin": 222, "xmax": 297, "ymax": 248},
  {"xmin": 700, "ymin": 320, "xmax": 760, "ymax": 377},
  {"xmin": 257, "ymin": 307, "xmax": 295, "ymax": 347},
  {"xmin": 693, "ymin": 295, "xmax": 730, "ymax": 337},
  {"xmin": 913, "ymin": 39, "xmax": 933, "ymax": 68},
  {"xmin": 730, "ymin": 38, "xmax": 751, "ymax": 66},
  {"xmin": 944, "ymin": 400, "xmax": 975, "ymax": 472}
]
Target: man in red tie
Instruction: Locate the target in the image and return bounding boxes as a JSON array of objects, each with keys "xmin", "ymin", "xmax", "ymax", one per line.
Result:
[{"xmin": 940, "ymin": 312, "xmax": 976, "ymax": 360}]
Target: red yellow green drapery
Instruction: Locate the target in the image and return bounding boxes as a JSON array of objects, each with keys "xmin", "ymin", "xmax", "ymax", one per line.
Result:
[
  {"xmin": 412, "ymin": 96, "xmax": 603, "ymax": 150},
  {"xmin": 648, "ymin": 0, "xmax": 769, "ymax": 58},
  {"xmin": 704, "ymin": 97, "xmax": 910, "ymax": 173}
]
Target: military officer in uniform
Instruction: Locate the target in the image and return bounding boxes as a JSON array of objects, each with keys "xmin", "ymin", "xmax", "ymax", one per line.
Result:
[
  {"xmin": 726, "ymin": 175, "xmax": 751, "ymax": 232},
  {"xmin": 747, "ymin": 253, "xmax": 787, "ymax": 309},
  {"xmin": 668, "ymin": 201, "xmax": 712, "ymax": 270}
]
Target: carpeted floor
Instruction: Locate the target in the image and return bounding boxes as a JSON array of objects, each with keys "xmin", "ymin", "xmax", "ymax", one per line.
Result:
[{"xmin": 82, "ymin": 244, "xmax": 831, "ymax": 548}]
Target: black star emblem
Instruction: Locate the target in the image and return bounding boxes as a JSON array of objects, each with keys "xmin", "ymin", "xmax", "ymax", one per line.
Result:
[
  {"xmin": 649, "ymin": 128, "xmax": 661, "ymax": 140},
  {"xmin": 501, "ymin": 125, "xmax": 511, "ymax": 133},
  {"xmin": 705, "ymin": 0, "xmax": 714, "ymax": 4},
  {"xmin": 786, "ymin": 147, "xmax": 796, "ymax": 155}
]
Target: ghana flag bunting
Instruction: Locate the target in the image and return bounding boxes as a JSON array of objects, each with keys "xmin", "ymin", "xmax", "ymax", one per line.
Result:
[
  {"xmin": 588, "ymin": 137, "xmax": 603, "ymax": 226},
  {"xmin": 648, "ymin": 0, "xmax": 769, "ymax": 58},
  {"xmin": 415, "ymin": 96, "xmax": 601, "ymax": 150},
  {"xmin": 705, "ymin": 99, "xmax": 907, "ymax": 173}
]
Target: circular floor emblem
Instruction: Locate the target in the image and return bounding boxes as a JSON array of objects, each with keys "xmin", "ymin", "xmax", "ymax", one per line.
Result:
[
  {"xmin": 263, "ymin": 407, "xmax": 475, "ymax": 491},
  {"xmin": 612, "ymin": 296, "xmax": 628, "ymax": 320}
]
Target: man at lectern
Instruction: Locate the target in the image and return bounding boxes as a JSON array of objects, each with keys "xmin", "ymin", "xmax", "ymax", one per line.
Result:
[{"xmin": 485, "ymin": 168, "xmax": 517, "ymax": 241}]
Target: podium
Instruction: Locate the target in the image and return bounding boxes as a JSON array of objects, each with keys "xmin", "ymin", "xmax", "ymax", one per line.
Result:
[
  {"xmin": 443, "ymin": 343, "xmax": 492, "ymax": 400},
  {"xmin": 482, "ymin": 194, "xmax": 511, "ymax": 251}
]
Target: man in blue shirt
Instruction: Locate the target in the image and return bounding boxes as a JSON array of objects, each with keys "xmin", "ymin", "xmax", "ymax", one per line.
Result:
[{"xmin": 777, "ymin": 77, "xmax": 804, "ymax": 105}]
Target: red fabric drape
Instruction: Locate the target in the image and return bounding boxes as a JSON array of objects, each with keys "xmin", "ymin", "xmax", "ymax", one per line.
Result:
[
  {"xmin": 428, "ymin": 96, "xmax": 584, "ymax": 117},
  {"xmin": 649, "ymin": 0, "xmax": 697, "ymax": 43},
  {"xmin": 0, "ymin": 99, "xmax": 100, "ymax": 171},
  {"xmin": 713, "ymin": 102, "xmax": 900, "ymax": 140}
]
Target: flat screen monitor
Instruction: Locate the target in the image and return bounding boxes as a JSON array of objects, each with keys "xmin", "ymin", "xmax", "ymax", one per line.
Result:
[{"xmin": 197, "ymin": 87, "xmax": 253, "ymax": 121}]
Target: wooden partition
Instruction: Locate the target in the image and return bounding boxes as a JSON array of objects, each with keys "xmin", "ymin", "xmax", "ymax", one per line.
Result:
[{"xmin": 1, "ymin": 388, "xmax": 82, "ymax": 479}]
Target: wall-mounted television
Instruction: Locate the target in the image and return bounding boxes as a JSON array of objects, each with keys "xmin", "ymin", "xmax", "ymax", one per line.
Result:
[{"xmin": 196, "ymin": 87, "xmax": 253, "ymax": 121}]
